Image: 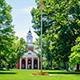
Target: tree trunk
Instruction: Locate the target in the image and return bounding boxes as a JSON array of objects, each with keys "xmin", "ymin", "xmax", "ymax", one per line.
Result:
[
  {"xmin": 63, "ymin": 61, "xmax": 66, "ymax": 69},
  {"xmin": 50, "ymin": 60, "xmax": 52, "ymax": 69},
  {"xmin": 76, "ymin": 64, "xmax": 80, "ymax": 71}
]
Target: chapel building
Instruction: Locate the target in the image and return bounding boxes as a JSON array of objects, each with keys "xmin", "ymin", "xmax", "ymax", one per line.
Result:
[{"xmin": 16, "ymin": 30, "xmax": 40, "ymax": 69}]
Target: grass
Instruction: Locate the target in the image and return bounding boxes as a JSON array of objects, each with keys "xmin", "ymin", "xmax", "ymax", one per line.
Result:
[{"xmin": 0, "ymin": 69, "xmax": 80, "ymax": 80}]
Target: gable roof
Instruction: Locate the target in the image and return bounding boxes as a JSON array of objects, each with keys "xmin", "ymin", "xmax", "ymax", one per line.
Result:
[{"xmin": 22, "ymin": 50, "xmax": 38, "ymax": 58}]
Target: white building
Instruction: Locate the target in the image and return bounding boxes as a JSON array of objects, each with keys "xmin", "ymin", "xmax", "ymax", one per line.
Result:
[{"xmin": 16, "ymin": 30, "xmax": 40, "ymax": 69}]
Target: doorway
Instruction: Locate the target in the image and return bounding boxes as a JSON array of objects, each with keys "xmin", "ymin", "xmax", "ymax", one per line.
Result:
[
  {"xmin": 21, "ymin": 59, "xmax": 26, "ymax": 69},
  {"xmin": 34, "ymin": 59, "xmax": 38, "ymax": 69},
  {"xmin": 27, "ymin": 58, "xmax": 32, "ymax": 69}
]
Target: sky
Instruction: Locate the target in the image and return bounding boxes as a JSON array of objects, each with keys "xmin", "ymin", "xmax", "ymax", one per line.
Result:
[{"xmin": 5, "ymin": 0, "xmax": 38, "ymax": 41}]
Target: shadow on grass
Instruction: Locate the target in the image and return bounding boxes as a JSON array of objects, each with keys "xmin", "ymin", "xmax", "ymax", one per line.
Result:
[
  {"xmin": 48, "ymin": 71, "xmax": 80, "ymax": 75},
  {"xmin": 0, "ymin": 71, "xmax": 16, "ymax": 74}
]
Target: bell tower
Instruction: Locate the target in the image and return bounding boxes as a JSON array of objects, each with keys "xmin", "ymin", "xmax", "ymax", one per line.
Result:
[{"xmin": 27, "ymin": 30, "xmax": 33, "ymax": 51}]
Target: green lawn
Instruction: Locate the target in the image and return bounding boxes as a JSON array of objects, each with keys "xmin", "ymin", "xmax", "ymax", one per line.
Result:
[{"xmin": 0, "ymin": 69, "xmax": 80, "ymax": 80}]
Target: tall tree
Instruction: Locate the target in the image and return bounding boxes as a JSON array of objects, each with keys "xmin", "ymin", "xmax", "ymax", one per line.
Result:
[
  {"xmin": 31, "ymin": 0, "xmax": 80, "ymax": 69},
  {"xmin": 0, "ymin": 0, "xmax": 15, "ymax": 69}
]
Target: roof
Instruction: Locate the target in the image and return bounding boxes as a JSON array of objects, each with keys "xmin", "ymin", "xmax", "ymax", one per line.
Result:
[{"xmin": 22, "ymin": 50, "xmax": 38, "ymax": 58}]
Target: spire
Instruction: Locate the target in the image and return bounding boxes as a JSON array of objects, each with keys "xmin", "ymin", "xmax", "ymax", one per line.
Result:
[
  {"xmin": 28, "ymin": 26, "xmax": 31, "ymax": 33},
  {"xmin": 27, "ymin": 28, "xmax": 33, "ymax": 44},
  {"xmin": 27, "ymin": 27, "xmax": 33, "ymax": 51}
]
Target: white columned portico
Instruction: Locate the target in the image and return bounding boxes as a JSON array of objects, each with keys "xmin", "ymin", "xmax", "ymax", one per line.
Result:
[
  {"xmin": 20, "ymin": 58, "xmax": 21, "ymax": 69},
  {"xmin": 32, "ymin": 57, "xmax": 34, "ymax": 69},
  {"xmin": 26, "ymin": 58, "xmax": 27, "ymax": 69}
]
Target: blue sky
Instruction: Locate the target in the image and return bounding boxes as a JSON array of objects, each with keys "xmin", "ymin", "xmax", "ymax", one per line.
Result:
[{"xmin": 5, "ymin": 0, "xmax": 38, "ymax": 41}]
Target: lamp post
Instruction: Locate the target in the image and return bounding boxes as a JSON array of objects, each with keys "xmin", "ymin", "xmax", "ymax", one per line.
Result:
[
  {"xmin": 40, "ymin": 9, "xmax": 42, "ymax": 72},
  {"xmin": 39, "ymin": 0, "xmax": 44, "ymax": 73}
]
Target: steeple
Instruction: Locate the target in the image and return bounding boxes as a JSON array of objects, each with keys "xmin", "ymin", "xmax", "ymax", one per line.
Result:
[
  {"xmin": 27, "ymin": 30, "xmax": 33, "ymax": 44},
  {"xmin": 27, "ymin": 30, "xmax": 33, "ymax": 51}
]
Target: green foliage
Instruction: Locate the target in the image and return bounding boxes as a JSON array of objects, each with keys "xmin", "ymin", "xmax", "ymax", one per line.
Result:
[
  {"xmin": 14, "ymin": 38, "xmax": 27, "ymax": 61},
  {"xmin": 0, "ymin": 0, "xmax": 15, "ymax": 69},
  {"xmin": 32, "ymin": 0, "xmax": 80, "ymax": 69},
  {"xmin": 6, "ymin": 37, "xmax": 27, "ymax": 69},
  {"xmin": 69, "ymin": 37, "xmax": 80, "ymax": 66},
  {"xmin": 0, "ymin": 0, "xmax": 27, "ymax": 69}
]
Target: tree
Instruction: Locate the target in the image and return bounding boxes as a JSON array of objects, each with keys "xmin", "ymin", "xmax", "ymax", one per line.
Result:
[
  {"xmin": 31, "ymin": 0, "xmax": 80, "ymax": 70},
  {"xmin": 7, "ymin": 37, "xmax": 27, "ymax": 69},
  {"xmin": 0, "ymin": 0, "xmax": 28, "ymax": 70},
  {"xmin": 69, "ymin": 37, "xmax": 80, "ymax": 71},
  {"xmin": 0, "ymin": 0, "xmax": 16, "ymax": 69},
  {"xmin": 15, "ymin": 38, "xmax": 27, "ymax": 61},
  {"xmin": 0, "ymin": 0, "xmax": 27, "ymax": 70}
]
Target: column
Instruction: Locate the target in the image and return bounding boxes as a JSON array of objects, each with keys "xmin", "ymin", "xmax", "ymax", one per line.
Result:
[
  {"xmin": 38, "ymin": 58, "xmax": 39, "ymax": 69},
  {"xmin": 32, "ymin": 57, "xmax": 34, "ymax": 69},
  {"xmin": 26, "ymin": 58, "xmax": 27, "ymax": 69},
  {"xmin": 20, "ymin": 58, "xmax": 21, "ymax": 69}
]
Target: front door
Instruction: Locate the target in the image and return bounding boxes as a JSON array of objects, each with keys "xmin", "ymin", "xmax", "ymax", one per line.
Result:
[
  {"xmin": 34, "ymin": 59, "xmax": 38, "ymax": 69},
  {"xmin": 21, "ymin": 59, "xmax": 26, "ymax": 69},
  {"xmin": 27, "ymin": 58, "xmax": 32, "ymax": 69}
]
